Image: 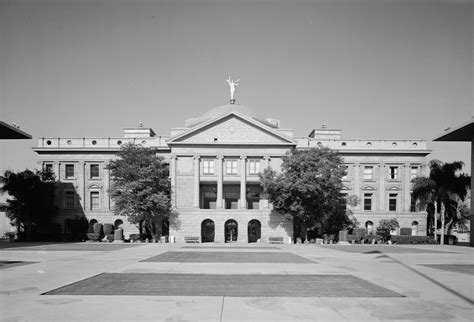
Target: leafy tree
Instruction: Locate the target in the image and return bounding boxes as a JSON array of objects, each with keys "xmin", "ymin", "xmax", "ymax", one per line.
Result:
[
  {"xmin": 107, "ymin": 143, "xmax": 171, "ymax": 241},
  {"xmin": 0, "ymin": 169, "xmax": 57, "ymax": 241},
  {"xmin": 260, "ymin": 147, "xmax": 349, "ymax": 242},
  {"xmin": 412, "ymin": 160, "xmax": 470, "ymax": 245},
  {"xmin": 376, "ymin": 218, "xmax": 399, "ymax": 243}
]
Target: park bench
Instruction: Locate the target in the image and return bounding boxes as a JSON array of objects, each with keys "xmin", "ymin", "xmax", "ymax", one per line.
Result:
[
  {"xmin": 184, "ymin": 236, "xmax": 200, "ymax": 243},
  {"xmin": 269, "ymin": 236, "xmax": 284, "ymax": 244}
]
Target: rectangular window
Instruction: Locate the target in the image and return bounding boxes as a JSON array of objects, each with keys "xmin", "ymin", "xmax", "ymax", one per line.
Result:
[
  {"xmin": 363, "ymin": 166, "xmax": 373, "ymax": 180},
  {"xmin": 90, "ymin": 164, "xmax": 100, "ymax": 179},
  {"xmin": 341, "ymin": 165, "xmax": 348, "ymax": 180},
  {"xmin": 410, "ymin": 166, "xmax": 418, "ymax": 180},
  {"xmin": 65, "ymin": 164, "xmax": 75, "ymax": 179},
  {"xmin": 249, "ymin": 159, "xmax": 261, "ymax": 175},
  {"xmin": 65, "ymin": 191, "xmax": 75, "ymax": 209},
  {"xmin": 90, "ymin": 191, "xmax": 100, "ymax": 210},
  {"xmin": 226, "ymin": 160, "xmax": 238, "ymax": 175},
  {"xmin": 389, "ymin": 166, "xmax": 398, "ymax": 180},
  {"xmin": 410, "ymin": 196, "xmax": 417, "ymax": 212},
  {"xmin": 203, "ymin": 160, "xmax": 214, "ymax": 175},
  {"xmin": 44, "ymin": 163, "xmax": 53, "ymax": 173},
  {"xmin": 364, "ymin": 193, "xmax": 372, "ymax": 211},
  {"xmin": 389, "ymin": 193, "xmax": 397, "ymax": 211},
  {"xmin": 340, "ymin": 193, "xmax": 348, "ymax": 209}
]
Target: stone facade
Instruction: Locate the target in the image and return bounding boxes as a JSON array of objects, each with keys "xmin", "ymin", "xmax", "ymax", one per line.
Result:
[{"xmin": 34, "ymin": 104, "xmax": 431, "ymax": 243}]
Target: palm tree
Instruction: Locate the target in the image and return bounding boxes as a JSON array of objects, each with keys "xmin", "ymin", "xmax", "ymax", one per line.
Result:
[{"xmin": 412, "ymin": 160, "xmax": 470, "ymax": 245}]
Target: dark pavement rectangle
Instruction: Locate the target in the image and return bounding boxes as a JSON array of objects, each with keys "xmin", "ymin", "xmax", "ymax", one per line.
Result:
[
  {"xmin": 317, "ymin": 245, "xmax": 458, "ymax": 254},
  {"xmin": 0, "ymin": 261, "xmax": 38, "ymax": 269},
  {"xmin": 141, "ymin": 251, "xmax": 314, "ymax": 263},
  {"xmin": 44, "ymin": 273, "xmax": 404, "ymax": 297},
  {"xmin": 420, "ymin": 264, "xmax": 474, "ymax": 276},
  {"xmin": 181, "ymin": 246, "xmax": 280, "ymax": 250},
  {"xmin": 0, "ymin": 243, "xmax": 146, "ymax": 251}
]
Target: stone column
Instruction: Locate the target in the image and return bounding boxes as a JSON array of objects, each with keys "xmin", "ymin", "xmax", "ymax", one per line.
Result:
[
  {"xmin": 353, "ymin": 163, "xmax": 360, "ymax": 210},
  {"xmin": 56, "ymin": 162, "xmax": 61, "ymax": 208},
  {"xmin": 265, "ymin": 155, "xmax": 270, "ymax": 170},
  {"xmin": 170, "ymin": 155, "xmax": 177, "ymax": 208},
  {"xmin": 216, "ymin": 155, "xmax": 223, "ymax": 208},
  {"xmin": 404, "ymin": 163, "xmax": 411, "ymax": 212},
  {"xmin": 104, "ymin": 162, "xmax": 111, "ymax": 211},
  {"xmin": 80, "ymin": 161, "xmax": 86, "ymax": 211},
  {"xmin": 470, "ymin": 138, "xmax": 474, "ymax": 247},
  {"xmin": 240, "ymin": 155, "xmax": 247, "ymax": 209},
  {"xmin": 379, "ymin": 163, "xmax": 385, "ymax": 212},
  {"xmin": 193, "ymin": 156, "xmax": 200, "ymax": 208}
]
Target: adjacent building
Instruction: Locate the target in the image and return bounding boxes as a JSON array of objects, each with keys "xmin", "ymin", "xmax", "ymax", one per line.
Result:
[{"xmin": 34, "ymin": 103, "xmax": 431, "ymax": 243}]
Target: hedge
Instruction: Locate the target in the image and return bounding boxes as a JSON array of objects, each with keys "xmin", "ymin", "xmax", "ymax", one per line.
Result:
[
  {"xmin": 400, "ymin": 228, "xmax": 412, "ymax": 236},
  {"xmin": 391, "ymin": 235, "xmax": 436, "ymax": 244},
  {"xmin": 87, "ymin": 233, "xmax": 102, "ymax": 242},
  {"xmin": 103, "ymin": 224, "xmax": 114, "ymax": 235}
]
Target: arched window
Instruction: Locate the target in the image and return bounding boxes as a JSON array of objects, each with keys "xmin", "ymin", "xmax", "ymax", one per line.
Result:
[
  {"xmin": 201, "ymin": 219, "xmax": 215, "ymax": 243},
  {"xmin": 365, "ymin": 220, "xmax": 374, "ymax": 233},
  {"xmin": 224, "ymin": 219, "xmax": 238, "ymax": 243},
  {"xmin": 248, "ymin": 219, "xmax": 261, "ymax": 243},
  {"xmin": 114, "ymin": 219, "xmax": 123, "ymax": 230},
  {"xmin": 88, "ymin": 219, "xmax": 98, "ymax": 233}
]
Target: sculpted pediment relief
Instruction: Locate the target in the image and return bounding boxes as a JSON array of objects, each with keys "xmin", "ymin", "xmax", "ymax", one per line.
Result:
[{"xmin": 173, "ymin": 115, "xmax": 292, "ymax": 144}]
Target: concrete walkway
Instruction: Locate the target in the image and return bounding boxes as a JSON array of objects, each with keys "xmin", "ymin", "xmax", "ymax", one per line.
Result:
[{"xmin": 0, "ymin": 243, "xmax": 473, "ymax": 321}]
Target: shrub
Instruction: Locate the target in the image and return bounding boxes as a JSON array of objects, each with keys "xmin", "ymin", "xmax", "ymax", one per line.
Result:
[
  {"xmin": 93, "ymin": 223, "xmax": 103, "ymax": 235},
  {"xmin": 68, "ymin": 217, "xmax": 89, "ymax": 241},
  {"xmin": 400, "ymin": 228, "xmax": 412, "ymax": 236},
  {"xmin": 103, "ymin": 223, "xmax": 114, "ymax": 235},
  {"xmin": 391, "ymin": 235, "xmax": 436, "ymax": 244},
  {"xmin": 376, "ymin": 218, "xmax": 399, "ymax": 242},
  {"xmin": 87, "ymin": 233, "xmax": 102, "ymax": 241},
  {"xmin": 363, "ymin": 232, "xmax": 376, "ymax": 244},
  {"xmin": 129, "ymin": 233, "xmax": 140, "ymax": 242},
  {"xmin": 61, "ymin": 233, "xmax": 74, "ymax": 242},
  {"xmin": 106, "ymin": 234, "xmax": 114, "ymax": 242},
  {"xmin": 114, "ymin": 228, "xmax": 124, "ymax": 241}
]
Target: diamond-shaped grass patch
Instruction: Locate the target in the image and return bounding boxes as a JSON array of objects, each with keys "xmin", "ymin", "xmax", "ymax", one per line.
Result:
[
  {"xmin": 141, "ymin": 251, "xmax": 314, "ymax": 263},
  {"xmin": 43, "ymin": 273, "xmax": 403, "ymax": 297},
  {"xmin": 420, "ymin": 264, "xmax": 474, "ymax": 276}
]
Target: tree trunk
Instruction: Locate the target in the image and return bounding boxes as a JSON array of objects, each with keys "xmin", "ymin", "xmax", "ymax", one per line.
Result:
[
  {"xmin": 433, "ymin": 202, "xmax": 438, "ymax": 242},
  {"xmin": 440, "ymin": 202, "xmax": 445, "ymax": 245},
  {"xmin": 299, "ymin": 219, "xmax": 308, "ymax": 243}
]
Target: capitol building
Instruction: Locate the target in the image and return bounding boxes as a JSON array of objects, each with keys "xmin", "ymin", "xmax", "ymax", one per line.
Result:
[{"xmin": 34, "ymin": 102, "xmax": 431, "ymax": 243}]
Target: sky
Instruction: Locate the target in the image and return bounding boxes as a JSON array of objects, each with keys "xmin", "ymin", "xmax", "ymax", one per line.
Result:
[{"xmin": 0, "ymin": 0, "xmax": 472, "ymax": 174}]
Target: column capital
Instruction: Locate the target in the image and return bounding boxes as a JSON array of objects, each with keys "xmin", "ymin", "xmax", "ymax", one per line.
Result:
[
  {"xmin": 240, "ymin": 155, "xmax": 247, "ymax": 160},
  {"xmin": 193, "ymin": 155, "xmax": 200, "ymax": 160}
]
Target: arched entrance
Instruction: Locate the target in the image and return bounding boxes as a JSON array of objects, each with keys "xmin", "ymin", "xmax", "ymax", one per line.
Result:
[
  {"xmin": 201, "ymin": 219, "xmax": 215, "ymax": 243},
  {"xmin": 248, "ymin": 219, "xmax": 261, "ymax": 243},
  {"xmin": 365, "ymin": 220, "xmax": 374, "ymax": 233},
  {"xmin": 114, "ymin": 219, "xmax": 123, "ymax": 230},
  {"xmin": 225, "ymin": 219, "xmax": 238, "ymax": 243}
]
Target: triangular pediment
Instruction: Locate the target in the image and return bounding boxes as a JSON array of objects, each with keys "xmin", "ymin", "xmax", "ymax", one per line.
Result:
[
  {"xmin": 341, "ymin": 185, "xmax": 350, "ymax": 190},
  {"xmin": 362, "ymin": 185, "xmax": 376, "ymax": 191},
  {"xmin": 387, "ymin": 186, "xmax": 401, "ymax": 191},
  {"xmin": 168, "ymin": 113, "xmax": 295, "ymax": 145}
]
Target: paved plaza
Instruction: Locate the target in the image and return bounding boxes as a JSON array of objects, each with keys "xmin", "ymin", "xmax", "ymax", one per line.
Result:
[{"xmin": 0, "ymin": 243, "xmax": 473, "ymax": 321}]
